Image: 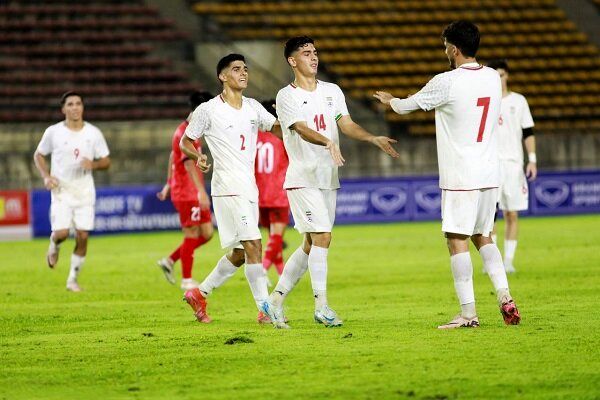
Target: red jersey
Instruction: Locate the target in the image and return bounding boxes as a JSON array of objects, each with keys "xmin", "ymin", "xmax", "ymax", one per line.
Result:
[
  {"xmin": 170, "ymin": 120, "xmax": 205, "ymax": 202},
  {"xmin": 255, "ymin": 131, "xmax": 289, "ymax": 208}
]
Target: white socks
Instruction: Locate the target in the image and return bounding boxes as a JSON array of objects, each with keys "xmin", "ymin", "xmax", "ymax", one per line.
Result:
[
  {"xmin": 244, "ymin": 263, "xmax": 269, "ymax": 309},
  {"xmin": 67, "ymin": 254, "xmax": 85, "ymax": 282},
  {"xmin": 308, "ymin": 246, "xmax": 328, "ymax": 310},
  {"xmin": 450, "ymin": 252, "xmax": 476, "ymax": 318},
  {"xmin": 199, "ymin": 255, "xmax": 238, "ymax": 296},
  {"xmin": 504, "ymin": 239, "xmax": 517, "ymax": 267},
  {"xmin": 479, "ymin": 244, "xmax": 511, "ymax": 303},
  {"xmin": 271, "ymin": 247, "xmax": 309, "ymax": 307}
]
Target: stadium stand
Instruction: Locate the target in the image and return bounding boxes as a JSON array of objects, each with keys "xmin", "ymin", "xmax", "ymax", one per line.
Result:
[
  {"xmin": 0, "ymin": 0, "xmax": 197, "ymax": 122},
  {"xmin": 191, "ymin": 0, "xmax": 600, "ymax": 135}
]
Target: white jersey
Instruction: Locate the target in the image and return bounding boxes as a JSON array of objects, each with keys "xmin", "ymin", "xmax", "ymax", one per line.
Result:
[
  {"xmin": 276, "ymin": 80, "xmax": 349, "ymax": 190},
  {"xmin": 412, "ymin": 63, "xmax": 502, "ymax": 190},
  {"xmin": 36, "ymin": 121, "xmax": 109, "ymax": 205},
  {"xmin": 185, "ymin": 94, "xmax": 276, "ymax": 202},
  {"xmin": 497, "ymin": 92, "xmax": 534, "ymax": 163}
]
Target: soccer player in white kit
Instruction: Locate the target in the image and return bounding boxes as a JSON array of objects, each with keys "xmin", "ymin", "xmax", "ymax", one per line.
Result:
[
  {"xmin": 488, "ymin": 59, "xmax": 537, "ymax": 273},
  {"xmin": 33, "ymin": 91, "xmax": 111, "ymax": 292},
  {"xmin": 374, "ymin": 21, "xmax": 521, "ymax": 328},
  {"xmin": 269, "ymin": 36, "xmax": 399, "ymax": 328},
  {"xmin": 180, "ymin": 54, "xmax": 284, "ymax": 326}
]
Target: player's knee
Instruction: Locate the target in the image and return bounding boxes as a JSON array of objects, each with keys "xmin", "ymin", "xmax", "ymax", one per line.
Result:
[
  {"xmin": 311, "ymin": 232, "xmax": 331, "ymax": 248},
  {"xmin": 505, "ymin": 211, "xmax": 518, "ymax": 223},
  {"xmin": 53, "ymin": 230, "xmax": 69, "ymax": 241},
  {"xmin": 76, "ymin": 230, "xmax": 89, "ymax": 242},
  {"xmin": 201, "ymin": 225, "xmax": 214, "ymax": 241},
  {"xmin": 244, "ymin": 240, "xmax": 262, "ymax": 259},
  {"xmin": 228, "ymin": 249, "xmax": 245, "ymax": 267}
]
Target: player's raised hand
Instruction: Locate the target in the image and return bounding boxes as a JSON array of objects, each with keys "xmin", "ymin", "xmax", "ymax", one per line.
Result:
[
  {"xmin": 80, "ymin": 157, "xmax": 93, "ymax": 170},
  {"xmin": 373, "ymin": 91, "xmax": 394, "ymax": 105},
  {"xmin": 156, "ymin": 183, "xmax": 170, "ymax": 201},
  {"xmin": 196, "ymin": 153, "xmax": 211, "ymax": 173},
  {"xmin": 371, "ymin": 136, "xmax": 399, "ymax": 158},
  {"xmin": 326, "ymin": 140, "xmax": 345, "ymax": 166},
  {"xmin": 43, "ymin": 176, "xmax": 59, "ymax": 190},
  {"xmin": 197, "ymin": 191, "xmax": 211, "ymax": 210},
  {"xmin": 526, "ymin": 162, "xmax": 537, "ymax": 181}
]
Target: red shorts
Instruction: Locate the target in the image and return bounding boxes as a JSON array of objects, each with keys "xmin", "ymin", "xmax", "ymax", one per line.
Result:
[
  {"xmin": 259, "ymin": 206, "xmax": 290, "ymax": 227},
  {"xmin": 173, "ymin": 200, "xmax": 212, "ymax": 227}
]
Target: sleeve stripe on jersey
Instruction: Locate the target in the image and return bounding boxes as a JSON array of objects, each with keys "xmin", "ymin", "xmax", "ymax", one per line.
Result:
[{"xmin": 335, "ymin": 113, "xmax": 342, "ymax": 121}]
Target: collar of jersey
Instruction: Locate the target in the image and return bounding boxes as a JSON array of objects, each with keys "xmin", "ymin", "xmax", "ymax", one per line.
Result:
[{"xmin": 459, "ymin": 62, "xmax": 482, "ymax": 70}]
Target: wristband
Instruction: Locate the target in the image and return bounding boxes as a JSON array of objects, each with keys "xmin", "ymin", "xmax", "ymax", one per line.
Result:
[{"xmin": 528, "ymin": 152, "xmax": 537, "ymax": 163}]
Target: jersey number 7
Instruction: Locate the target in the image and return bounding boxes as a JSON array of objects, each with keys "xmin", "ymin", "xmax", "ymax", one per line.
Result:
[{"xmin": 476, "ymin": 97, "xmax": 490, "ymax": 142}]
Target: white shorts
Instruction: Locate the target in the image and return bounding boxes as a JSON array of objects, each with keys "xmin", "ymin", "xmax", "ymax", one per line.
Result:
[
  {"xmin": 498, "ymin": 161, "xmax": 529, "ymax": 211},
  {"xmin": 212, "ymin": 196, "xmax": 261, "ymax": 249},
  {"xmin": 287, "ymin": 188, "xmax": 337, "ymax": 234},
  {"xmin": 441, "ymin": 188, "xmax": 498, "ymax": 236},
  {"xmin": 50, "ymin": 200, "xmax": 94, "ymax": 232}
]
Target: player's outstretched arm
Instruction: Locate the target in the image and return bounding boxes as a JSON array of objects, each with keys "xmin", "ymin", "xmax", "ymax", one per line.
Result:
[
  {"xmin": 33, "ymin": 151, "xmax": 59, "ymax": 190},
  {"xmin": 180, "ymin": 135, "xmax": 211, "ymax": 172},
  {"xmin": 373, "ymin": 91, "xmax": 421, "ymax": 115},
  {"xmin": 291, "ymin": 121, "xmax": 344, "ymax": 166},
  {"xmin": 337, "ymin": 115, "xmax": 399, "ymax": 158}
]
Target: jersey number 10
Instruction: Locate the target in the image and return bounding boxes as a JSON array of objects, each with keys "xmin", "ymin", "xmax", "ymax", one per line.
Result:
[{"xmin": 256, "ymin": 141, "xmax": 274, "ymax": 174}]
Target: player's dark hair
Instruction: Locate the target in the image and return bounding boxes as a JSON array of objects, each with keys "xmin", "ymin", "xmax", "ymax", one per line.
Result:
[
  {"xmin": 487, "ymin": 59, "xmax": 510, "ymax": 73},
  {"xmin": 189, "ymin": 91, "xmax": 213, "ymax": 111},
  {"xmin": 60, "ymin": 91, "xmax": 83, "ymax": 106},
  {"xmin": 441, "ymin": 21, "xmax": 480, "ymax": 58},
  {"xmin": 216, "ymin": 53, "xmax": 245, "ymax": 82},
  {"xmin": 284, "ymin": 36, "xmax": 315, "ymax": 59},
  {"xmin": 260, "ymin": 99, "xmax": 277, "ymax": 118}
]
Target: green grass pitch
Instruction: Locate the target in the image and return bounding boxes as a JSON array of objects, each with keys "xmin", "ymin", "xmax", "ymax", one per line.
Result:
[{"xmin": 1, "ymin": 215, "xmax": 599, "ymax": 399}]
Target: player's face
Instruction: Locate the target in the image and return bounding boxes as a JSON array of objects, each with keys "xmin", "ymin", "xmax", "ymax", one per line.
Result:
[
  {"xmin": 496, "ymin": 68, "xmax": 509, "ymax": 87},
  {"xmin": 289, "ymin": 43, "xmax": 318, "ymax": 76},
  {"xmin": 61, "ymin": 95, "xmax": 84, "ymax": 122},
  {"xmin": 221, "ymin": 60, "xmax": 248, "ymax": 90},
  {"xmin": 444, "ymin": 39, "xmax": 457, "ymax": 69}
]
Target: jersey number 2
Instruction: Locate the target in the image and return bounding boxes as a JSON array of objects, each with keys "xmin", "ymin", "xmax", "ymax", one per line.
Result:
[
  {"xmin": 476, "ymin": 97, "xmax": 490, "ymax": 142},
  {"xmin": 240, "ymin": 134, "xmax": 246, "ymax": 150}
]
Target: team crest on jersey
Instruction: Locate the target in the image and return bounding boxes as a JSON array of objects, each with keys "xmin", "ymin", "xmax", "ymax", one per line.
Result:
[
  {"xmin": 305, "ymin": 210, "xmax": 313, "ymax": 222},
  {"xmin": 326, "ymin": 97, "xmax": 333, "ymax": 107}
]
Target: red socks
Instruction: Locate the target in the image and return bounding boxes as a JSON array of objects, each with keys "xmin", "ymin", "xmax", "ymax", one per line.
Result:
[
  {"xmin": 169, "ymin": 246, "xmax": 182, "ymax": 263},
  {"xmin": 263, "ymin": 234, "xmax": 284, "ymax": 274},
  {"xmin": 178, "ymin": 236, "xmax": 209, "ymax": 279}
]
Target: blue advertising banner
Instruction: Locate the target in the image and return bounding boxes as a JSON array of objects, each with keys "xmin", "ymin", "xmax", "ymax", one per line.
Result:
[
  {"xmin": 30, "ymin": 171, "xmax": 599, "ymax": 237},
  {"xmin": 32, "ymin": 185, "xmax": 180, "ymax": 237},
  {"xmin": 528, "ymin": 170, "xmax": 600, "ymax": 216}
]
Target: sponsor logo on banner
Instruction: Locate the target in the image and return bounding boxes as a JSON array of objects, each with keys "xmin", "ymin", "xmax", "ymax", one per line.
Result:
[
  {"xmin": 534, "ymin": 180, "xmax": 570, "ymax": 208},
  {"xmin": 415, "ymin": 184, "xmax": 441, "ymax": 213},
  {"xmin": 0, "ymin": 191, "xmax": 29, "ymax": 225},
  {"xmin": 370, "ymin": 186, "xmax": 407, "ymax": 215}
]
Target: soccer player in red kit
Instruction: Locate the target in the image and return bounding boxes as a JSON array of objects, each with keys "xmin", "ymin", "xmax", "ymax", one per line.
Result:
[
  {"xmin": 256, "ymin": 100, "xmax": 290, "ymax": 276},
  {"xmin": 156, "ymin": 91, "xmax": 214, "ymax": 290}
]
